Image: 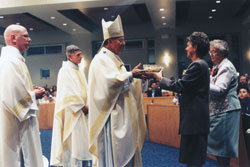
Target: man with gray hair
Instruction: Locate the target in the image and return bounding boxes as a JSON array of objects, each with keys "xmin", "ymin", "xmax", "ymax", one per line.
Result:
[
  {"xmin": 50, "ymin": 45, "xmax": 92, "ymax": 167},
  {"xmin": 0, "ymin": 24, "xmax": 45, "ymax": 167}
]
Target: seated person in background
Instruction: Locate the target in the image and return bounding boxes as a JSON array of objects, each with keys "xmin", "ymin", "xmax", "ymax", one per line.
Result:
[
  {"xmin": 39, "ymin": 90, "xmax": 50, "ymax": 103},
  {"xmin": 146, "ymin": 81, "xmax": 162, "ymax": 97},
  {"xmin": 43, "ymin": 84, "xmax": 50, "ymax": 92},
  {"xmin": 49, "ymin": 85, "xmax": 57, "ymax": 94},
  {"xmin": 142, "ymin": 79, "xmax": 149, "ymax": 97},
  {"xmin": 50, "ymin": 91, "xmax": 56, "ymax": 102},
  {"xmin": 238, "ymin": 75, "xmax": 248, "ymax": 93},
  {"xmin": 238, "ymin": 87, "xmax": 250, "ymax": 165},
  {"xmin": 244, "ymin": 73, "xmax": 249, "ymax": 82}
]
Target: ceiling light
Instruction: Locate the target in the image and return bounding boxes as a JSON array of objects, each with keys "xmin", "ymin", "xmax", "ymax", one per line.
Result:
[
  {"xmin": 104, "ymin": 7, "xmax": 109, "ymax": 11},
  {"xmin": 161, "ymin": 16, "xmax": 166, "ymax": 19},
  {"xmin": 0, "ymin": 16, "xmax": 4, "ymax": 19},
  {"xmin": 72, "ymin": 29, "xmax": 76, "ymax": 31},
  {"xmin": 50, "ymin": 16, "xmax": 55, "ymax": 19},
  {"xmin": 159, "ymin": 8, "xmax": 165, "ymax": 12},
  {"xmin": 163, "ymin": 22, "xmax": 167, "ymax": 26},
  {"xmin": 16, "ymin": 22, "xmax": 20, "ymax": 25},
  {"xmin": 212, "ymin": 9, "xmax": 216, "ymax": 12},
  {"xmin": 111, "ymin": 15, "xmax": 115, "ymax": 18},
  {"xmin": 208, "ymin": 16, "xmax": 213, "ymax": 19},
  {"xmin": 29, "ymin": 28, "xmax": 34, "ymax": 31},
  {"xmin": 216, "ymin": 0, "xmax": 221, "ymax": 3},
  {"xmin": 63, "ymin": 23, "xmax": 67, "ymax": 26}
]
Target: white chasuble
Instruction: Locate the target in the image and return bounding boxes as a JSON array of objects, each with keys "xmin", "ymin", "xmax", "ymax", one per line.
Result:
[
  {"xmin": 50, "ymin": 61, "xmax": 92, "ymax": 167},
  {"xmin": 0, "ymin": 46, "xmax": 43, "ymax": 167},
  {"xmin": 88, "ymin": 47, "xmax": 146, "ymax": 167}
]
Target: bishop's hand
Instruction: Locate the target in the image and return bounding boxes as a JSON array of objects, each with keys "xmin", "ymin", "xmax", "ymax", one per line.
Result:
[{"xmin": 131, "ymin": 63, "xmax": 146, "ymax": 79}]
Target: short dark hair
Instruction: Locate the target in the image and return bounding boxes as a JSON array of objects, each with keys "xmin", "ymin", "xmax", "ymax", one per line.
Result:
[
  {"xmin": 66, "ymin": 45, "xmax": 81, "ymax": 56},
  {"xmin": 239, "ymin": 86, "xmax": 250, "ymax": 93},
  {"xmin": 187, "ymin": 32, "xmax": 210, "ymax": 58}
]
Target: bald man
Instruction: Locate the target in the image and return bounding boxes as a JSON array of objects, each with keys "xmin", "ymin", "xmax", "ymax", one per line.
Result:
[{"xmin": 0, "ymin": 24, "xmax": 45, "ymax": 167}]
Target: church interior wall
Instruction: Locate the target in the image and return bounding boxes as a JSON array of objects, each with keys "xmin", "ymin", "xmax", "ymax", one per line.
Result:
[{"xmin": 1, "ymin": 17, "xmax": 250, "ymax": 87}]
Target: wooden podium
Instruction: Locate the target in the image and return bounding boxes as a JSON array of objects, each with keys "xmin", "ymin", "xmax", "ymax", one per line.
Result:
[{"xmin": 38, "ymin": 102, "xmax": 55, "ymax": 129}]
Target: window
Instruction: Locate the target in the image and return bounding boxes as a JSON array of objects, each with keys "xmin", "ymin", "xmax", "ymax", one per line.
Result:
[
  {"xmin": 27, "ymin": 44, "xmax": 63, "ymax": 56},
  {"xmin": 46, "ymin": 45, "xmax": 62, "ymax": 54},
  {"xmin": 125, "ymin": 40, "xmax": 143, "ymax": 49},
  {"xmin": 148, "ymin": 49, "xmax": 155, "ymax": 64},
  {"xmin": 147, "ymin": 39, "xmax": 155, "ymax": 64},
  {"xmin": 27, "ymin": 46, "xmax": 44, "ymax": 55}
]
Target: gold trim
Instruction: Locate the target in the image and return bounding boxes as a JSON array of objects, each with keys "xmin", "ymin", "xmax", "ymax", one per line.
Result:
[
  {"xmin": 22, "ymin": 62, "xmax": 33, "ymax": 90},
  {"xmin": 75, "ymin": 70, "xmax": 87, "ymax": 102},
  {"xmin": 55, "ymin": 96, "xmax": 83, "ymax": 110},
  {"xmin": 12, "ymin": 93, "xmax": 32, "ymax": 116}
]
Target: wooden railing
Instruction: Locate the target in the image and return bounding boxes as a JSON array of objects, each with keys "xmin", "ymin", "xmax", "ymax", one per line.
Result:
[
  {"xmin": 143, "ymin": 96, "xmax": 177, "ymax": 115},
  {"xmin": 145, "ymin": 97, "xmax": 249, "ymax": 167},
  {"xmin": 147, "ymin": 104, "xmax": 180, "ymax": 148}
]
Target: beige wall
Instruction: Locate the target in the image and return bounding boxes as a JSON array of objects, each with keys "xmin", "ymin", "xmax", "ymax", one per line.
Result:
[
  {"xmin": 1, "ymin": 17, "xmax": 250, "ymax": 87},
  {"xmin": 24, "ymin": 30, "xmax": 92, "ymax": 87}
]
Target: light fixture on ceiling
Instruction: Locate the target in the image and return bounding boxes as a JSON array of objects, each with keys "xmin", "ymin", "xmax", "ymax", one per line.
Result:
[
  {"xmin": 0, "ymin": 16, "xmax": 4, "ymax": 19},
  {"xmin": 216, "ymin": 0, "xmax": 221, "ymax": 3},
  {"xmin": 63, "ymin": 23, "xmax": 67, "ymax": 26},
  {"xmin": 163, "ymin": 22, "xmax": 167, "ymax": 26},
  {"xmin": 111, "ymin": 15, "xmax": 115, "ymax": 18},
  {"xmin": 208, "ymin": 16, "xmax": 213, "ymax": 19},
  {"xmin": 159, "ymin": 8, "xmax": 165, "ymax": 12},
  {"xmin": 29, "ymin": 28, "xmax": 34, "ymax": 31},
  {"xmin": 16, "ymin": 22, "xmax": 20, "ymax": 25},
  {"xmin": 50, "ymin": 16, "xmax": 55, "ymax": 19},
  {"xmin": 104, "ymin": 7, "xmax": 109, "ymax": 11},
  {"xmin": 72, "ymin": 29, "xmax": 76, "ymax": 31},
  {"xmin": 161, "ymin": 16, "xmax": 166, "ymax": 19},
  {"xmin": 212, "ymin": 9, "xmax": 216, "ymax": 12}
]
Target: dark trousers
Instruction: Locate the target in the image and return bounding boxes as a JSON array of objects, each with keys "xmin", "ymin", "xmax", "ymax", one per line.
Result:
[{"xmin": 179, "ymin": 134, "xmax": 208, "ymax": 166}]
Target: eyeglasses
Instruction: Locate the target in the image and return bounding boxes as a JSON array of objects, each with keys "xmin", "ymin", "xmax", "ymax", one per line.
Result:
[
  {"xmin": 15, "ymin": 34, "xmax": 30, "ymax": 39},
  {"xmin": 111, "ymin": 38, "xmax": 125, "ymax": 43},
  {"xmin": 209, "ymin": 50, "xmax": 218, "ymax": 55}
]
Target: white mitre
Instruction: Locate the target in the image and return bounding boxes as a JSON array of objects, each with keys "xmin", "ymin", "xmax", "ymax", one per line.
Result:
[{"xmin": 102, "ymin": 15, "xmax": 124, "ymax": 41}]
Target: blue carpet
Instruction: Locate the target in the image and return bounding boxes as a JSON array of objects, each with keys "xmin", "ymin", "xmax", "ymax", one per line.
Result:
[{"xmin": 40, "ymin": 130, "xmax": 217, "ymax": 167}]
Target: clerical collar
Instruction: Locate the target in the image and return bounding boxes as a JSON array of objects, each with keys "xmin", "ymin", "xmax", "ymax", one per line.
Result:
[{"xmin": 66, "ymin": 60, "xmax": 79, "ymax": 70}]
